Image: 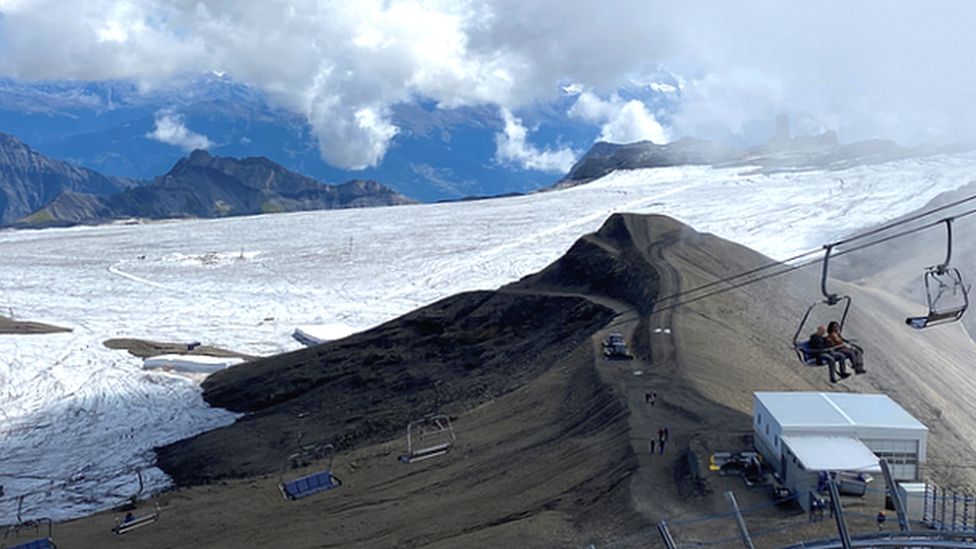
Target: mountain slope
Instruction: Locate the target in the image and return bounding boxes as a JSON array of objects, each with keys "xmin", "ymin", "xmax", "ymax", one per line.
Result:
[
  {"xmin": 37, "ymin": 212, "xmax": 976, "ymax": 547},
  {"xmin": 17, "ymin": 149, "xmax": 416, "ymax": 225},
  {"xmin": 0, "ymin": 132, "xmax": 134, "ymax": 224}
]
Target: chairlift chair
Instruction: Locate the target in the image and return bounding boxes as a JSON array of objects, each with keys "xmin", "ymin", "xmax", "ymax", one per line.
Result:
[
  {"xmin": 907, "ymin": 219, "xmax": 970, "ymax": 329},
  {"xmin": 112, "ymin": 503, "xmax": 161, "ymax": 536},
  {"xmin": 792, "ymin": 244, "xmax": 855, "ymax": 366},
  {"xmin": 398, "ymin": 415, "xmax": 456, "ymax": 464},
  {"xmin": 278, "ymin": 443, "xmax": 342, "ymax": 501},
  {"xmin": 4, "ymin": 492, "xmax": 54, "ymax": 546},
  {"xmin": 5, "ymin": 538, "xmax": 57, "ymax": 549},
  {"xmin": 111, "ymin": 470, "xmax": 161, "ymax": 536}
]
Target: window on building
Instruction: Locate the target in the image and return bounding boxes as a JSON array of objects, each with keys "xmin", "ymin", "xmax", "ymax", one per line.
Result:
[{"xmin": 862, "ymin": 439, "xmax": 920, "ymax": 480}]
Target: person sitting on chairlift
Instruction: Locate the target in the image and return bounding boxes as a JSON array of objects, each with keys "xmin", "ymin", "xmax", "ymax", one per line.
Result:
[
  {"xmin": 123, "ymin": 512, "xmax": 134, "ymax": 523},
  {"xmin": 809, "ymin": 325, "xmax": 850, "ymax": 383},
  {"xmin": 827, "ymin": 321, "xmax": 865, "ymax": 374}
]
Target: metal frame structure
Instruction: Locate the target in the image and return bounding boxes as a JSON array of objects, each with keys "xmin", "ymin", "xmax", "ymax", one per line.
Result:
[
  {"xmin": 398, "ymin": 415, "xmax": 456, "ymax": 464},
  {"xmin": 3, "ymin": 489, "xmax": 54, "ymax": 547},
  {"xmin": 906, "ymin": 219, "xmax": 970, "ymax": 329}
]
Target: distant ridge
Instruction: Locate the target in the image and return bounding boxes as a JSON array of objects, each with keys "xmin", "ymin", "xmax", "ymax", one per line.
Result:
[
  {"xmin": 10, "ymin": 146, "xmax": 416, "ymax": 227},
  {"xmin": 556, "ymin": 120, "xmax": 975, "ymax": 188},
  {"xmin": 0, "ymin": 132, "xmax": 135, "ymax": 225}
]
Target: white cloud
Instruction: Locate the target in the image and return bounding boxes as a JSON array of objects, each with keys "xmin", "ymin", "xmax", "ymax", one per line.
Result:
[
  {"xmin": 649, "ymin": 82, "xmax": 678, "ymax": 95},
  {"xmin": 3, "ymin": 0, "xmax": 976, "ymax": 159},
  {"xmin": 561, "ymin": 83, "xmax": 583, "ymax": 96},
  {"xmin": 145, "ymin": 112, "xmax": 212, "ymax": 151},
  {"xmin": 494, "ymin": 108, "xmax": 576, "ymax": 173},
  {"xmin": 569, "ymin": 92, "xmax": 669, "ymax": 144}
]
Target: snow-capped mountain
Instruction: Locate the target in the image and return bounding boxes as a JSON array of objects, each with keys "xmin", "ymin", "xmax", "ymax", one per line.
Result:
[
  {"xmin": 0, "ymin": 75, "xmax": 624, "ymax": 202},
  {"xmin": 2, "ymin": 150, "xmax": 975, "ymax": 523}
]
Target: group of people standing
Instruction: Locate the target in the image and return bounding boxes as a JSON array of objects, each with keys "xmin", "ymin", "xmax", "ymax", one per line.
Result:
[
  {"xmin": 808, "ymin": 321, "xmax": 865, "ymax": 383},
  {"xmin": 650, "ymin": 426, "xmax": 669, "ymax": 454}
]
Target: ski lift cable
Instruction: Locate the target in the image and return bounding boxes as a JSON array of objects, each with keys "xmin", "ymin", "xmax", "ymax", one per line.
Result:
[
  {"xmin": 650, "ymin": 206, "xmax": 976, "ymax": 316},
  {"xmin": 650, "ymin": 190, "xmax": 976, "ymax": 307},
  {"xmin": 832, "ymin": 191, "xmax": 976, "ymax": 248}
]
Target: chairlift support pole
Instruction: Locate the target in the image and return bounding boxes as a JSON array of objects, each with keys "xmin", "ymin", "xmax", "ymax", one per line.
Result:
[
  {"xmin": 725, "ymin": 491, "xmax": 756, "ymax": 549},
  {"xmin": 827, "ymin": 474, "xmax": 853, "ymax": 549},
  {"xmin": 657, "ymin": 520, "xmax": 678, "ymax": 549},
  {"xmin": 880, "ymin": 459, "xmax": 909, "ymax": 531},
  {"xmin": 821, "ymin": 244, "xmax": 838, "ymax": 304},
  {"xmin": 939, "ymin": 218, "xmax": 954, "ymax": 275}
]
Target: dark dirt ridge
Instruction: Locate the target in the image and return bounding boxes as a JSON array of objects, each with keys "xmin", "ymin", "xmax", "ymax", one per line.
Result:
[
  {"xmin": 156, "ymin": 291, "xmax": 618, "ymax": 484},
  {"xmin": 139, "ymin": 212, "xmax": 783, "ymax": 548},
  {"xmin": 103, "ymin": 337, "xmax": 256, "ymax": 360},
  {"xmin": 0, "ymin": 315, "xmax": 71, "ymax": 334}
]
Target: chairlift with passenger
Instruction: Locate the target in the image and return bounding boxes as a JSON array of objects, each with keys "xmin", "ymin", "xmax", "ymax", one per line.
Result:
[
  {"xmin": 111, "ymin": 470, "xmax": 160, "ymax": 536},
  {"xmin": 906, "ymin": 218, "xmax": 970, "ymax": 329},
  {"xmin": 398, "ymin": 415, "xmax": 456, "ymax": 464},
  {"xmin": 278, "ymin": 443, "xmax": 342, "ymax": 501},
  {"xmin": 792, "ymin": 244, "xmax": 854, "ymax": 366}
]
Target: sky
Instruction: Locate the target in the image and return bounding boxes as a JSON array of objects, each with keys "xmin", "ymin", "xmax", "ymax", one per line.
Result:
[{"xmin": 0, "ymin": 0, "xmax": 974, "ymax": 173}]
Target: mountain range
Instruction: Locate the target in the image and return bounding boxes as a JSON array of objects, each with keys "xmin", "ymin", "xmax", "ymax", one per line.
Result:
[
  {"xmin": 558, "ymin": 124, "xmax": 975, "ymax": 187},
  {"xmin": 0, "ymin": 75, "xmax": 597, "ymax": 202},
  {"xmin": 0, "ymin": 132, "xmax": 414, "ymax": 227}
]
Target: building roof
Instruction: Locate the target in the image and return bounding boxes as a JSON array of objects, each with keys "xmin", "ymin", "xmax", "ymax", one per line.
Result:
[
  {"xmin": 780, "ymin": 435, "xmax": 881, "ymax": 472},
  {"xmin": 754, "ymin": 392, "xmax": 928, "ymax": 431}
]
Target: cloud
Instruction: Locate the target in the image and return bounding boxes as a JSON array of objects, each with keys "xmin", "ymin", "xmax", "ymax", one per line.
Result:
[
  {"xmin": 2, "ymin": 0, "xmax": 976, "ymax": 163},
  {"xmin": 145, "ymin": 112, "xmax": 212, "ymax": 151},
  {"xmin": 494, "ymin": 108, "xmax": 576, "ymax": 173},
  {"xmin": 569, "ymin": 92, "xmax": 669, "ymax": 144}
]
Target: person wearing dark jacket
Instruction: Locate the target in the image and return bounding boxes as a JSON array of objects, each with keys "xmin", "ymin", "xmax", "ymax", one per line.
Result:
[{"xmin": 809, "ymin": 325, "xmax": 849, "ymax": 383}]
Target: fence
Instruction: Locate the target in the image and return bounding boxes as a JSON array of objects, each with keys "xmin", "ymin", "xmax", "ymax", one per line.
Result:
[{"xmin": 923, "ymin": 481, "xmax": 976, "ymax": 531}]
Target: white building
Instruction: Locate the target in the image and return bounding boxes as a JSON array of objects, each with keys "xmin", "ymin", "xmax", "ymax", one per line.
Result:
[{"xmin": 754, "ymin": 392, "xmax": 928, "ymax": 508}]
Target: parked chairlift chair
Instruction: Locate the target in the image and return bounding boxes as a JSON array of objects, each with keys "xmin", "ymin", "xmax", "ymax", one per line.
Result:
[
  {"xmin": 792, "ymin": 244, "xmax": 857, "ymax": 367},
  {"xmin": 398, "ymin": 415, "xmax": 456, "ymax": 464},
  {"xmin": 278, "ymin": 443, "xmax": 342, "ymax": 501},
  {"xmin": 4, "ymin": 491, "xmax": 55, "ymax": 547},
  {"xmin": 5, "ymin": 538, "xmax": 57, "ymax": 549},
  {"xmin": 906, "ymin": 219, "xmax": 970, "ymax": 329},
  {"xmin": 111, "ymin": 470, "xmax": 161, "ymax": 536},
  {"xmin": 112, "ymin": 504, "xmax": 161, "ymax": 536}
]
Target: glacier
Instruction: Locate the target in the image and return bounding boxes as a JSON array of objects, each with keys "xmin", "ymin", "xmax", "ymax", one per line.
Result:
[{"xmin": 1, "ymin": 152, "xmax": 976, "ymax": 523}]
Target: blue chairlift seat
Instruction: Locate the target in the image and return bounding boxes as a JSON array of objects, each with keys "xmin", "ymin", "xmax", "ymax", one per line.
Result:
[
  {"xmin": 7, "ymin": 538, "xmax": 57, "ymax": 549},
  {"xmin": 907, "ymin": 306, "xmax": 967, "ymax": 330},
  {"xmin": 793, "ymin": 341, "xmax": 832, "ymax": 367},
  {"xmin": 279, "ymin": 471, "xmax": 342, "ymax": 501}
]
